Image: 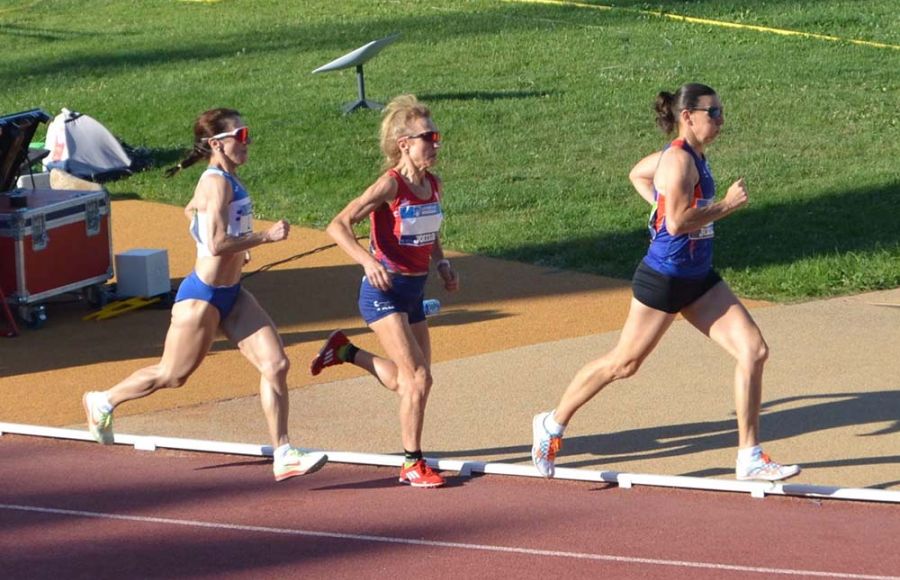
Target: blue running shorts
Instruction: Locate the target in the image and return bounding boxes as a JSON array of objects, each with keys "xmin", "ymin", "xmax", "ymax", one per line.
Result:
[
  {"xmin": 358, "ymin": 274, "xmax": 428, "ymax": 325},
  {"xmin": 174, "ymin": 271, "xmax": 241, "ymax": 319}
]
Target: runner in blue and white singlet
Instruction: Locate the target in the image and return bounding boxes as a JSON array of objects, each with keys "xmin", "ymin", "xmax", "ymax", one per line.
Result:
[
  {"xmin": 83, "ymin": 109, "xmax": 327, "ymax": 483},
  {"xmin": 189, "ymin": 167, "xmax": 253, "ymax": 258}
]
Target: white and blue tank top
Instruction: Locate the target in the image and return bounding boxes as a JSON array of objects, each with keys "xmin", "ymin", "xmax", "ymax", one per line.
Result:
[{"xmin": 189, "ymin": 167, "xmax": 253, "ymax": 258}]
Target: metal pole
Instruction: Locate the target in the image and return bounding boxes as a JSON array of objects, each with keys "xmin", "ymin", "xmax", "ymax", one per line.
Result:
[
  {"xmin": 355, "ymin": 64, "xmax": 366, "ymax": 102},
  {"xmin": 0, "ymin": 286, "xmax": 19, "ymax": 337}
]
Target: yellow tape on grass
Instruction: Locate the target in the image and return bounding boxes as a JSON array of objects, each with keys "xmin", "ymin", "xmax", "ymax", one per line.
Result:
[{"xmin": 504, "ymin": 0, "xmax": 900, "ymax": 51}]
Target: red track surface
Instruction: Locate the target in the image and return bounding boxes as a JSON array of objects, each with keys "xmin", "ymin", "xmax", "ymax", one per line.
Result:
[{"xmin": 1, "ymin": 436, "xmax": 898, "ymax": 580}]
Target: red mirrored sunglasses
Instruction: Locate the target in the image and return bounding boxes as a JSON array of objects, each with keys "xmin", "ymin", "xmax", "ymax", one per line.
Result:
[
  {"xmin": 208, "ymin": 126, "xmax": 250, "ymax": 144},
  {"xmin": 406, "ymin": 130, "xmax": 441, "ymax": 144}
]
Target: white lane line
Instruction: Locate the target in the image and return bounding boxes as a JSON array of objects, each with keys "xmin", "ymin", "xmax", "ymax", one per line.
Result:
[{"xmin": 2, "ymin": 503, "xmax": 896, "ymax": 579}]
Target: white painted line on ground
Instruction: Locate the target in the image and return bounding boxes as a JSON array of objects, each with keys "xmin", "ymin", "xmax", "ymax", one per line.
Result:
[
  {"xmin": 2, "ymin": 422, "xmax": 898, "ymax": 504},
  {"xmin": 2, "ymin": 503, "xmax": 896, "ymax": 580}
]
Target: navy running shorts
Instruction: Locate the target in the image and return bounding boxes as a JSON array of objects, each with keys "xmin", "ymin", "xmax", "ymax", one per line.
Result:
[{"xmin": 358, "ymin": 273, "xmax": 428, "ymax": 325}]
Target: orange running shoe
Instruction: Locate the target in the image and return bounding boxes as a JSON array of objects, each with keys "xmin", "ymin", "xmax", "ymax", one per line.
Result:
[
  {"xmin": 399, "ymin": 459, "xmax": 445, "ymax": 488},
  {"xmin": 309, "ymin": 330, "xmax": 350, "ymax": 376}
]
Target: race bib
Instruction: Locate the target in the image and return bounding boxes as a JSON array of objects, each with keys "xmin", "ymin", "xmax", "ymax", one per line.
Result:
[
  {"xmin": 689, "ymin": 198, "xmax": 714, "ymax": 240},
  {"xmin": 228, "ymin": 197, "xmax": 253, "ymax": 237},
  {"xmin": 398, "ymin": 202, "xmax": 443, "ymax": 246}
]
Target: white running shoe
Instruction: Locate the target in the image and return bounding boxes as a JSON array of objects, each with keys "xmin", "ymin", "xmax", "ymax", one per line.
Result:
[
  {"xmin": 273, "ymin": 448, "xmax": 328, "ymax": 482},
  {"xmin": 82, "ymin": 391, "xmax": 114, "ymax": 445},
  {"xmin": 532, "ymin": 412, "xmax": 562, "ymax": 478},
  {"xmin": 736, "ymin": 452, "xmax": 801, "ymax": 481}
]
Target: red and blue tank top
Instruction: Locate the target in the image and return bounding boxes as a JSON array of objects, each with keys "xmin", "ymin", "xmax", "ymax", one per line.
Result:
[
  {"xmin": 643, "ymin": 139, "xmax": 716, "ymax": 278},
  {"xmin": 370, "ymin": 169, "xmax": 443, "ymax": 274}
]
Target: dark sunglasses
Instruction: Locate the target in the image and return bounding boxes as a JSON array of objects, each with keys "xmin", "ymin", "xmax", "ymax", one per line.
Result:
[
  {"xmin": 691, "ymin": 107, "xmax": 723, "ymax": 120},
  {"xmin": 207, "ymin": 126, "xmax": 250, "ymax": 144},
  {"xmin": 406, "ymin": 130, "xmax": 441, "ymax": 144}
]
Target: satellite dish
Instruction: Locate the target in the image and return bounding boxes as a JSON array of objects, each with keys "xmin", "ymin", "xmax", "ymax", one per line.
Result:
[{"xmin": 312, "ymin": 33, "xmax": 400, "ymax": 114}]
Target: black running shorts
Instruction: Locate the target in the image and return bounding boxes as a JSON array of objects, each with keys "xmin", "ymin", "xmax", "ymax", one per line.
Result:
[{"xmin": 632, "ymin": 260, "xmax": 722, "ymax": 314}]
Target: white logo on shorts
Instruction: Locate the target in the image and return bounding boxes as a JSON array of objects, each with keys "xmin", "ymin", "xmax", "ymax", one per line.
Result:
[{"xmin": 373, "ymin": 300, "xmax": 394, "ymax": 312}]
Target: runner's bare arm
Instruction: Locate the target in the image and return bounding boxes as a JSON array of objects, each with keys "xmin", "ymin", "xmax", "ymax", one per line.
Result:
[
  {"xmin": 431, "ymin": 237, "xmax": 459, "ymax": 292},
  {"xmin": 656, "ymin": 148, "xmax": 747, "ymax": 235},
  {"xmin": 203, "ymin": 175, "xmax": 289, "ymax": 256},
  {"xmin": 184, "ymin": 198, "xmax": 196, "ymax": 221},
  {"xmin": 327, "ymin": 173, "xmax": 398, "ymax": 291},
  {"xmin": 629, "ymin": 151, "xmax": 662, "ymax": 205}
]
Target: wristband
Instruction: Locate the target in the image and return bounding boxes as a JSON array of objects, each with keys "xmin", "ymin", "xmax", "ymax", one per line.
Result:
[{"xmin": 436, "ymin": 258, "xmax": 451, "ymax": 270}]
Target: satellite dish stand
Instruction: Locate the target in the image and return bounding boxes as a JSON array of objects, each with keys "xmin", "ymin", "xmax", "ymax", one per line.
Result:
[{"xmin": 346, "ymin": 64, "xmax": 381, "ymax": 114}]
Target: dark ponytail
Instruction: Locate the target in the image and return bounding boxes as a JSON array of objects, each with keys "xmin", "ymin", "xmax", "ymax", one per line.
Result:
[
  {"xmin": 164, "ymin": 108, "xmax": 241, "ymax": 178},
  {"xmin": 653, "ymin": 83, "xmax": 717, "ymax": 134},
  {"xmin": 654, "ymin": 91, "xmax": 677, "ymax": 134}
]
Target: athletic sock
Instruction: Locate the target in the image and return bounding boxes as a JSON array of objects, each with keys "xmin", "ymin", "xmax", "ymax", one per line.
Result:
[
  {"xmin": 337, "ymin": 343, "xmax": 359, "ymax": 364},
  {"xmin": 96, "ymin": 392, "xmax": 114, "ymax": 413},
  {"xmin": 737, "ymin": 445, "xmax": 762, "ymax": 465},
  {"xmin": 403, "ymin": 449, "xmax": 423, "ymax": 467},
  {"xmin": 274, "ymin": 443, "xmax": 291, "ymax": 460},
  {"xmin": 544, "ymin": 410, "xmax": 566, "ymax": 437}
]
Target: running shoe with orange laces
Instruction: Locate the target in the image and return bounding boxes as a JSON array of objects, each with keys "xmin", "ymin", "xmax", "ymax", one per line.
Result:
[
  {"xmin": 309, "ymin": 330, "xmax": 350, "ymax": 376},
  {"xmin": 736, "ymin": 452, "xmax": 801, "ymax": 481},
  {"xmin": 532, "ymin": 411, "xmax": 562, "ymax": 478},
  {"xmin": 399, "ymin": 459, "xmax": 445, "ymax": 488}
]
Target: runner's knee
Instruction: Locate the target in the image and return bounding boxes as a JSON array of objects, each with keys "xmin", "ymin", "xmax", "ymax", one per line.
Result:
[
  {"xmin": 737, "ymin": 335, "xmax": 768, "ymax": 368},
  {"xmin": 258, "ymin": 353, "xmax": 290, "ymax": 381},
  {"xmin": 610, "ymin": 357, "xmax": 642, "ymax": 380},
  {"xmin": 397, "ymin": 366, "xmax": 432, "ymax": 397},
  {"xmin": 156, "ymin": 368, "xmax": 192, "ymax": 389}
]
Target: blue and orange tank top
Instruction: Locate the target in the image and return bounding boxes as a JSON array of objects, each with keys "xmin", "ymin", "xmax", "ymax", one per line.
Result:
[
  {"xmin": 370, "ymin": 169, "xmax": 443, "ymax": 274},
  {"xmin": 643, "ymin": 139, "xmax": 716, "ymax": 278},
  {"xmin": 189, "ymin": 167, "xmax": 253, "ymax": 258}
]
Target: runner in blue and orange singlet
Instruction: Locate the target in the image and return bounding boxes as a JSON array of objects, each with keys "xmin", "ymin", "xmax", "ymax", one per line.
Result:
[{"xmin": 532, "ymin": 83, "xmax": 800, "ymax": 483}]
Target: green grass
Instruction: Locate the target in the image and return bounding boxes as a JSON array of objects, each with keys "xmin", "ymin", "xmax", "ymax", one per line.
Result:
[{"xmin": 2, "ymin": 0, "xmax": 897, "ymax": 302}]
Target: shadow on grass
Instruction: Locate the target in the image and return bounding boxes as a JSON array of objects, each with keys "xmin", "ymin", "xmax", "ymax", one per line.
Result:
[
  {"xmin": 418, "ymin": 90, "xmax": 558, "ymax": 103},
  {"xmin": 0, "ymin": 23, "xmax": 132, "ymax": 41},
  {"xmin": 490, "ymin": 181, "xmax": 900, "ymax": 285},
  {"xmin": 146, "ymin": 146, "xmax": 188, "ymax": 168},
  {"xmin": 109, "ymin": 191, "xmax": 143, "ymax": 201},
  {"xmin": 0, "ymin": 3, "xmax": 633, "ymax": 84}
]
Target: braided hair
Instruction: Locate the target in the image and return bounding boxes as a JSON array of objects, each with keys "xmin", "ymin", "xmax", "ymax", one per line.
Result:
[{"xmin": 164, "ymin": 108, "xmax": 241, "ymax": 177}]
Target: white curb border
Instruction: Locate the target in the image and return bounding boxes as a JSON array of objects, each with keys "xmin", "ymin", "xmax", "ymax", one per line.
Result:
[{"xmin": 2, "ymin": 422, "xmax": 897, "ymax": 504}]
